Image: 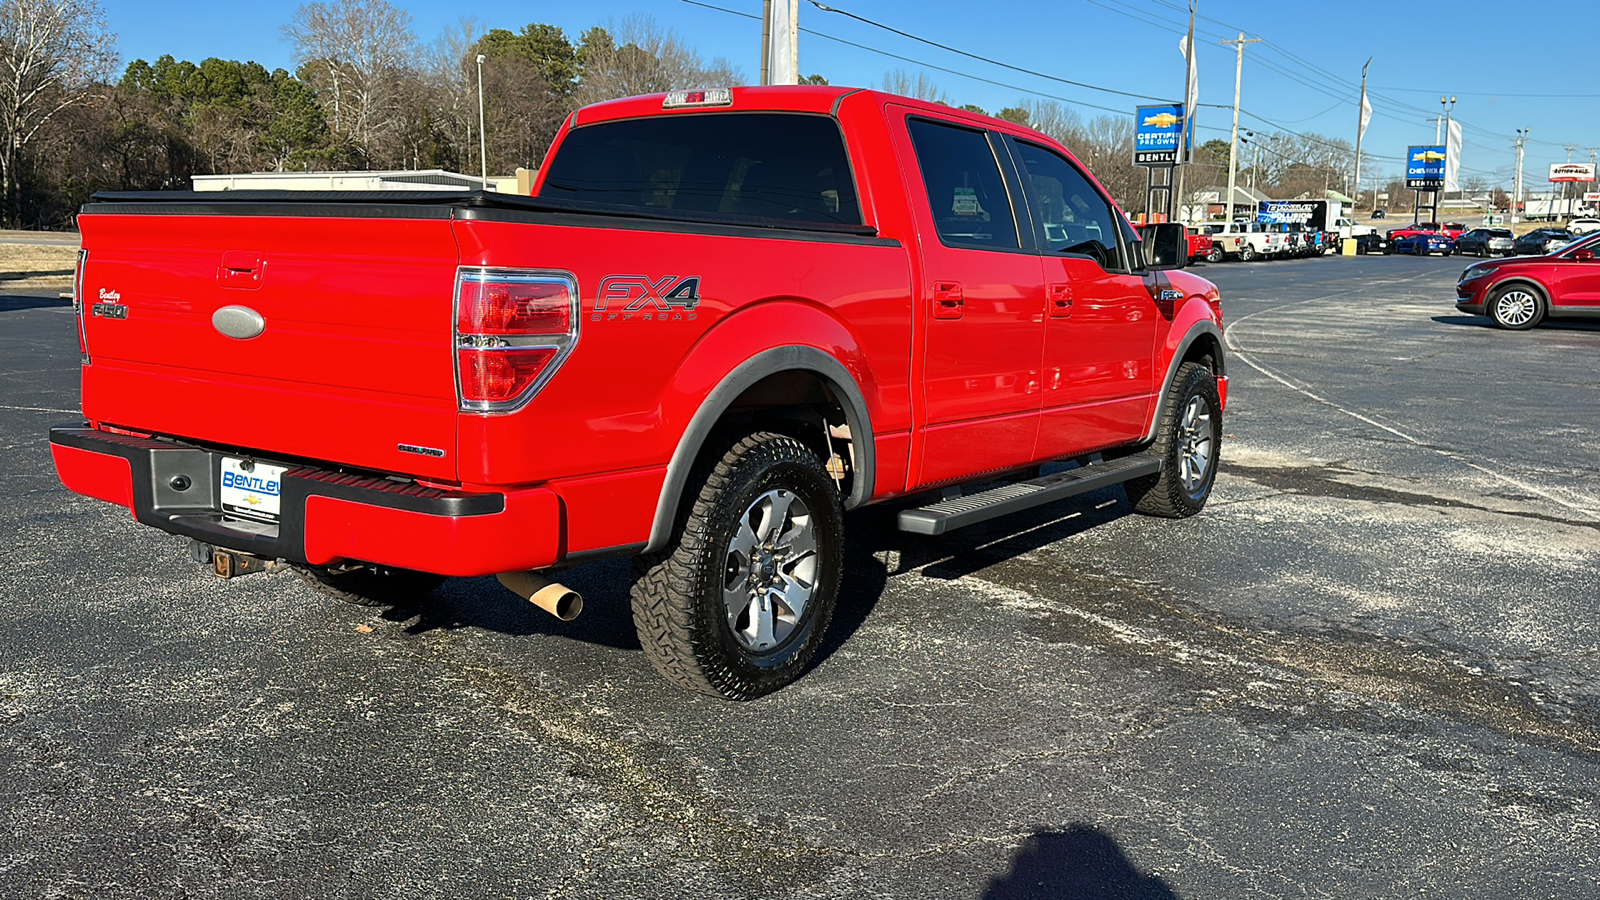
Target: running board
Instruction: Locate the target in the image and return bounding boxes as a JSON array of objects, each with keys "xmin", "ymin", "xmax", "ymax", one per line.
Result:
[{"xmin": 896, "ymin": 455, "xmax": 1162, "ymax": 535}]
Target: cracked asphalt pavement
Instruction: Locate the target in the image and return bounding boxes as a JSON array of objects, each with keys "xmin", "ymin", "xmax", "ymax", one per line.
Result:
[{"xmin": 2, "ymin": 253, "xmax": 1597, "ymax": 898}]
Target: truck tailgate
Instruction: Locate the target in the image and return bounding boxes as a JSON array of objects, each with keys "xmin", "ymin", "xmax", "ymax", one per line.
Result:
[{"xmin": 77, "ymin": 209, "xmax": 461, "ymax": 481}]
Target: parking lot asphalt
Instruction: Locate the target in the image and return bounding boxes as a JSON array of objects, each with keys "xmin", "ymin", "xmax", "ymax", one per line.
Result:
[{"xmin": 2, "ymin": 254, "xmax": 1597, "ymax": 899}]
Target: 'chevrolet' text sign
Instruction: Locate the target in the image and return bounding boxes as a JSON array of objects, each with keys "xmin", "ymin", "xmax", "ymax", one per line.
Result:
[{"xmin": 1406, "ymin": 145, "xmax": 1446, "ymax": 191}]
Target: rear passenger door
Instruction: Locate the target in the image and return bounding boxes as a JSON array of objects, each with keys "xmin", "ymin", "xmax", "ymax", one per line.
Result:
[
  {"xmin": 1006, "ymin": 137, "xmax": 1159, "ymax": 459},
  {"xmin": 894, "ymin": 111, "xmax": 1047, "ymax": 489}
]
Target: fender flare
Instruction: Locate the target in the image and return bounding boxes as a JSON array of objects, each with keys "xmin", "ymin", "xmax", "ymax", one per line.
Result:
[
  {"xmin": 1141, "ymin": 319, "xmax": 1226, "ymax": 444},
  {"xmin": 644, "ymin": 345, "xmax": 876, "ymax": 553}
]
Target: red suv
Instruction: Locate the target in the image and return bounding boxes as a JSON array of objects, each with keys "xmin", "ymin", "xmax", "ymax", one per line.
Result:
[{"xmin": 1455, "ymin": 232, "xmax": 1600, "ymax": 329}]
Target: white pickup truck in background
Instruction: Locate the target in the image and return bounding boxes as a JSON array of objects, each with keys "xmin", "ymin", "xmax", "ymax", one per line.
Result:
[{"xmin": 1202, "ymin": 221, "xmax": 1286, "ymax": 261}]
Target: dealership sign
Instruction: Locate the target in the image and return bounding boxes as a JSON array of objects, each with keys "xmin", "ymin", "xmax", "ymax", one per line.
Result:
[
  {"xmin": 1133, "ymin": 103, "xmax": 1188, "ymax": 167},
  {"xmin": 1586, "ymin": 192, "xmax": 1600, "ymax": 203},
  {"xmin": 1406, "ymin": 145, "xmax": 1446, "ymax": 190},
  {"xmin": 1549, "ymin": 163, "xmax": 1596, "ymax": 183}
]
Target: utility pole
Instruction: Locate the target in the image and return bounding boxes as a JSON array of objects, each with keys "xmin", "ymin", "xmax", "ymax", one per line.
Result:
[
  {"xmin": 761, "ymin": 0, "xmax": 799, "ymax": 85},
  {"xmin": 1513, "ymin": 128, "xmax": 1528, "ymax": 224},
  {"xmin": 1353, "ymin": 57, "xmax": 1371, "ymax": 211},
  {"xmin": 1221, "ymin": 32, "xmax": 1260, "ymax": 224},
  {"xmin": 1173, "ymin": 0, "xmax": 1196, "ymax": 223}
]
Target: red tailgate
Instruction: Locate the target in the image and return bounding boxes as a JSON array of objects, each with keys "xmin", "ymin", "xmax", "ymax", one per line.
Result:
[{"xmin": 77, "ymin": 211, "xmax": 461, "ymax": 481}]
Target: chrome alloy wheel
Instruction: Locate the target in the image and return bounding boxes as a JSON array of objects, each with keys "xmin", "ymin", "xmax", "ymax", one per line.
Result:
[
  {"xmin": 1494, "ymin": 290, "xmax": 1538, "ymax": 327},
  {"xmin": 722, "ymin": 488, "xmax": 818, "ymax": 653},
  {"xmin": 1177, "ymin": 395, "xmax": 1215, "ymax": 495}
]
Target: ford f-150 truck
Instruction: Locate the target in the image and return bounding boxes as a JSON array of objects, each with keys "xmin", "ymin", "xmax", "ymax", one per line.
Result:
[{"xmin": 52, "ymin": 86, "xmax": 1227, "ymax": 700}]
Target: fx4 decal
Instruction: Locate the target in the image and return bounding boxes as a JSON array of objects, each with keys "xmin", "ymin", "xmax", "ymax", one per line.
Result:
[{"xmin": 594, "ymin": 275, "xmax": 702, "ymax": 321}]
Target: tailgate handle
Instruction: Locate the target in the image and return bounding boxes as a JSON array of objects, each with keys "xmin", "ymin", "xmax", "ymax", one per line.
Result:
[
  {"xmin": 218, "ymin": 251, "xmax": 264, "ymax": 289},
  {"xmin": 933, "ymin": 281, "xmax": 964, "ymax": 320}
]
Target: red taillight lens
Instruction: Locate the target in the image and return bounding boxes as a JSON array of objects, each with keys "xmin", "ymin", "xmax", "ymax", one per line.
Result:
[
  {"xmin": 454, "ymin": 269, "xmax": 579, "ymax": 412},
  {"xmin": 457, "ymin": 279, "xmax": 572, "ymax": 335},
  {"xmin": 457, "ymin": 348, "xmax": 558, "ymax": 404}
]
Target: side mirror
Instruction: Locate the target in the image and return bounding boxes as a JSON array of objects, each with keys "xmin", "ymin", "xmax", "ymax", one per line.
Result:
[{"xmin": 1143, "ymin": 223, "xmax": 1188, "ymax": 271}]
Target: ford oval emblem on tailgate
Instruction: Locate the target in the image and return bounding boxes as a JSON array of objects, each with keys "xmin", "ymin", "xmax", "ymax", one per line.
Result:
[{"xmin": 213, "ymin": 305, "xmax": 266, "ymax": 340}]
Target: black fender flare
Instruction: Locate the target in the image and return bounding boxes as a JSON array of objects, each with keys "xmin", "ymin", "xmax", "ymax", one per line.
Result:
[
  {"xmin": 1141, "ymin": 321, "xmax": 1227, "ymax": 445},
  {"xmin": 645, "ymin": 346, "xmax": 876, "ymax": 553}
]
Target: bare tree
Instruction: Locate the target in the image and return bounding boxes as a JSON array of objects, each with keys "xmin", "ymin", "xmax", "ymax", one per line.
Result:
[
  {"xmin": 283, "ymin": 0, "xmax": 416, "ymax": 165},
  {"xmin": 879, "ymin": 69, "xmax": 948, "ymax": 105},
  {"xmin": 572, "ymin": 16, "xmax": 742, "ymax": 109},
  {"xmin": 0, "ymin": 0, "xmax": 117, "ymax": 226}
]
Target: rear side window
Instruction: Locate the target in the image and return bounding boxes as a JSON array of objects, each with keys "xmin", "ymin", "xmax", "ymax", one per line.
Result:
[
  {"xmin": 539, "ymin": 113, "xmax": 861, "ymax": 226},
  {"xmin": 906, "ymin": 118, "xmax": 1020, "ymax": 250}
]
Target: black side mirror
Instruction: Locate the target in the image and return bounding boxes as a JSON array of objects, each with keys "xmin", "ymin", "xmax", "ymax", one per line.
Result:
[{"xmin": 1144, "ymin": 222, "xmax": 1188, "ymax": 271}]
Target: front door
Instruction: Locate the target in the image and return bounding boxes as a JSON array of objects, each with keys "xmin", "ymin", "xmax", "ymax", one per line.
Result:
[{"xmin": 1007, "ymin": 138, "xmax": 1159, "ymax": 459}]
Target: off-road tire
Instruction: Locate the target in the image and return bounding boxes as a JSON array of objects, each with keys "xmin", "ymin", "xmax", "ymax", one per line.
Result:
[
  {"xmin": 630, "ymin": 431, "xmax": 844, "ymax": 700},
  {"xmin": 291, "ymin": 564, "xmax": 446, "ymax": 607},
  {"xmin": 1125, "ymin": 362, "xmax": 1222, "ymax": 518},
  {"xmin": 1488, "ymin": 284, "xmax": 1545, "ymax": 330}
]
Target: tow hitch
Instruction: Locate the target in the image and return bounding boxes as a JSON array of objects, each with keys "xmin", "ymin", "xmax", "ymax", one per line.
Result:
[{"xmin": 190, "ymin": 540, "xmax": 275, "ymax": 579}]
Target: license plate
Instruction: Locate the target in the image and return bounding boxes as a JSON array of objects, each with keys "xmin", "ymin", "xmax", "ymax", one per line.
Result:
[{"xmin": 220, "ymin": 457, "xmax": 287, "ymax": 521}]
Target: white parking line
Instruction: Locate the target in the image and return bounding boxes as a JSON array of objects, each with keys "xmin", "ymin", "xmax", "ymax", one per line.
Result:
[{"xmin": 1224, "ymin": 274, "xmax": 1600, "ymax": 521}]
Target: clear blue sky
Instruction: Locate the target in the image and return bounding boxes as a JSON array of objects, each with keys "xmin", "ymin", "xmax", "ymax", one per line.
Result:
[{"xmin": 103, "ymin": 0, "xmax": 1599, "ymax": 191}]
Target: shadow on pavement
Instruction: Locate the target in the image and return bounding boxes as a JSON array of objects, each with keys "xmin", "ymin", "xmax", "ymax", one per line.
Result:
[
  {"xmin": 0, "ymin": 292, "xmax": 71, "ymax": 312},
  {"xmin": 1432, "ymin": 314, "xmax": 1600, "ymax": 333},
  {"xmin": 982, "ymin": 825, "xmax": 1180, "ymax": 899}
]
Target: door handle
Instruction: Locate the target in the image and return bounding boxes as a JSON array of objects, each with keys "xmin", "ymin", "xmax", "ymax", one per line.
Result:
[
  {"xmin": 1047, "ymin": 282, "xmax": 1072, "ymax": 318},
  {"xmin": 933, "ymin": 281, "xmax": 964, "ymax": 319}
]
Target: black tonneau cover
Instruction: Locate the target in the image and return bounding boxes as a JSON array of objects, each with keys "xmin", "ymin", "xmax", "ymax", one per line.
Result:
[{"xmin": 85, "ymin": 189, "xmax": 879, "ymax": 237}]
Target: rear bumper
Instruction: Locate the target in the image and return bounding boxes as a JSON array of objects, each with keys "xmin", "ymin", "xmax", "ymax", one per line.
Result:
[{"xmin": 49, "ymin": 426, "xmax": 560, "ymax": 576}]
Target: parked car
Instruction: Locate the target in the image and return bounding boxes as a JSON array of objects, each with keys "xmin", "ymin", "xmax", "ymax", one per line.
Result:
[
  {"xmin": 1352, "ymin": 232, "xmax": 1389, "ymax": 255},
  {"xmin": 1372, "ymin": 208, "xmax": 1386, "ymax": 219},
  {"xmin": 1439, "ymin": 222, "xmax": 1469, "ymax": 239},
  {"xmin": 1387, "ymin": 221, "xmax": 1441, "ymax": 241},
  {"xmin": 1567, "ymin": 217, "xmax": 1600, "ymax": 235},
  {"xmin": 1456, "ymin": 231, "xmax": 1600, "ymax": 329},
  {"xmin": 1393, "ymin": 232, "xmax": 1456, "ymax": 256},
  {"xmin": 1454, "ymin": 227, "xmax": 1515, "ymax": 257},
  {"xmin": 1515, "ymin": 228, "xmax": 1577, "ymax": 256}
]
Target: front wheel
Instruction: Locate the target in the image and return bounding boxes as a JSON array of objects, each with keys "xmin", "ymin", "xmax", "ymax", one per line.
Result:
[
  {"xmin": 631, "ymin": 431, "xmax": 844, "ymax": 700},
  {"xmin": 1489, "ymin": 285, "xmax": 1545, "ymax": 330},
  {"xmin": 1125, "ymin": 362, "xmax": 1222, "ymax": 518}
]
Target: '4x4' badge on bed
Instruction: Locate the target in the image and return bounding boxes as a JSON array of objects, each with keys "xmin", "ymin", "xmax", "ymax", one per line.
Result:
[{"xmin": 594, "ymin": 275, "xmax": 702, "ymax": 321}]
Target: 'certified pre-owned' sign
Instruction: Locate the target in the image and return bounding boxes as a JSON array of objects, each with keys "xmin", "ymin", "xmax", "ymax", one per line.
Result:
[{"xmin": 1133, "ymin": 104, "xmax": 1186, "ymax": 167}]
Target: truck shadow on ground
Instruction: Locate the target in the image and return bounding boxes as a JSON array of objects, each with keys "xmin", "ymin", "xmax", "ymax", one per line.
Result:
[
  {"xmin": 365, "ymin": 478, "xmax": 1138, "ymax": 669},
  {"xmin": 0, "ymin": 292, "xmax": 71, "ymax": 312},
  {"xmin": 981, "ymin": 825, "xmax": 1180, "ymax": 899}
]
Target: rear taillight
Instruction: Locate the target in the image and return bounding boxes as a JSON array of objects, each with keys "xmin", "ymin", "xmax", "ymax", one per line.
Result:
[
  {"xmin": 73, "ymin": 249, "xmax": 89, "ymax": 365},
  {"xmin": 454, "ymin": 268, "xmax": 579, "ymax": 412}
]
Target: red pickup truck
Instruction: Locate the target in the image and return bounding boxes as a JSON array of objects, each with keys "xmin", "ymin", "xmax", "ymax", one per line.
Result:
[{"xmin": 53, "ymin": 86, "xmax": 1228, "ymax": 699}]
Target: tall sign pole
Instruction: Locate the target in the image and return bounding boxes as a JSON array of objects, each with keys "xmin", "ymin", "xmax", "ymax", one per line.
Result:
[
  {"xmin": 1173, "ymin": 0, "xmax": 1197, "ymax": 222},
  {"xmin": 1222, "ymin": 32, "xmax": 1259, "ymax": 223},
  {"xmin": 1513, "ymin": 128, "xmax": 1528, "ymax": 223},
  {"xmin": 1353, "ymin": 58, "xmax": 1371, "ymax": 211}
]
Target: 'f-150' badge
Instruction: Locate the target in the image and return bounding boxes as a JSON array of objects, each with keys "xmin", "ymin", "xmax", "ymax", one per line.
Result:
[{"xmin": 593, "ymin": 275, "xmax": 702, "ymax": 322}]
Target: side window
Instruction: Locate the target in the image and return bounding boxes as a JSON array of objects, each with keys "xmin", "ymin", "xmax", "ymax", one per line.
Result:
[
  {"xmin": 907, "ymin": 118, "xmax": 1020, "ymax": 250},
  {"xmin": 1013, "ymin": 140, "xmax": 1127, "ymax": 271}
]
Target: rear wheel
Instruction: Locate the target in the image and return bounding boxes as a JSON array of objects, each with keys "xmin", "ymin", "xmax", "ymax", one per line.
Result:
[
  {"xmin": 1125, "ymin": 362, "xmax": 1222, "ymax": 519},
  {"xmin": 1238, "ymin": 245, "xmax": 1256, "ymax": 262},
  {"xmin": 1489, "ymin": 285, "xmax": 1545, "ymax": 330},
  {"xmin": 630, "ymin": 431, "xmax": 843, "ymax": 700},
  {"xmin": 1206, "ymin": 245, "xmax": 1223, "ymax": 263}
]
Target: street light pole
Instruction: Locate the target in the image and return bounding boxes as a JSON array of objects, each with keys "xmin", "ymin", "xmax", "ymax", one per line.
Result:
[
  {"xmin": 1513, "ymin": 128, "xmax": 1528, "ymax": 224},
  {"xmin": 1353, "ymin": 57, "xmax": 1371, "ymax": 211},
  {"xmin": 476, "ymin": 54, "xmax": 488, "ymax": 190}
]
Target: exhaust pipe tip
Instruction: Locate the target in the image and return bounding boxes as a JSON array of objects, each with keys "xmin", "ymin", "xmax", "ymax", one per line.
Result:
[{"xmin": 496, "ymin": 571, "xmax": 583, "ymax": 621}]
